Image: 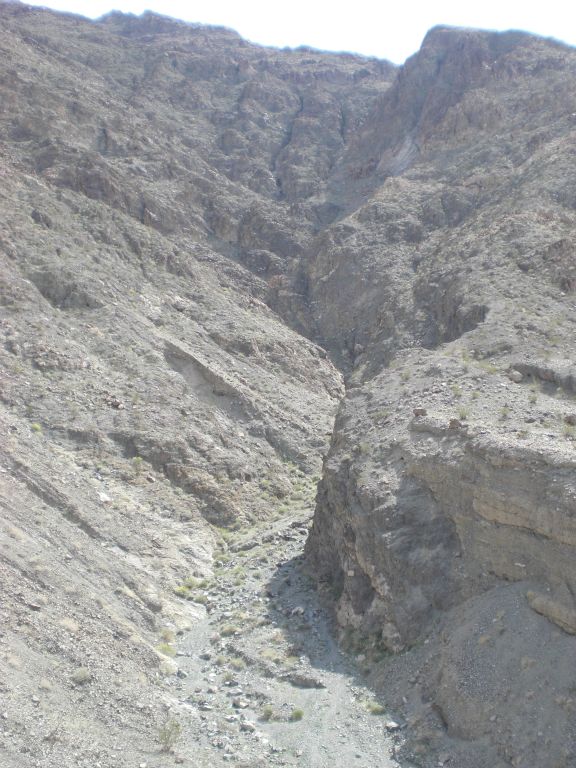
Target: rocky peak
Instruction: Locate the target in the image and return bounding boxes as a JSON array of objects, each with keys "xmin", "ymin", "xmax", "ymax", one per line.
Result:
[{"xmin": 337, "ymin": 24, "xmax": 574, "ymax": 194}]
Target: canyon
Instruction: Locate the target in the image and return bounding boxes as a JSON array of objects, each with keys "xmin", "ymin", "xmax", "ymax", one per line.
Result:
[{"xmin": 1, "ymin": 5, "xmax": 576, "ymax": 767}]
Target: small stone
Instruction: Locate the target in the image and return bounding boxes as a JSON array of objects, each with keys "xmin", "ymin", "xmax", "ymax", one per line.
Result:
[
  {"xmin": 508, "ymin": 370, "xmax": 523, "ymax": 383},
  {"xmin": 240, "ymin": 720, "xmax": 256, "ymax": 732},
  {"xmin": 413, "ymin": 407, "xmax": 427, "ymax": 417},
  {"xmin": 385, "ymin": 720, "xmax": 401, "ymax": 731}
]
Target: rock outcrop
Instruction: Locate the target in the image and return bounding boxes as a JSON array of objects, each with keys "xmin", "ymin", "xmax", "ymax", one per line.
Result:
[{"xmin": 304, "ymin": 25, "xmax": 576, "ymax": 768}]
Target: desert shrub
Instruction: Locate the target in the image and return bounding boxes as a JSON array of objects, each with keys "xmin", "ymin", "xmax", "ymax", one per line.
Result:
[
  {"xmin": 158, "ymin": 717, "xmax": 181, "ymax": 752},
  {"xmin": 156, "ymin": 642, "xmax": 176, "ymax": 657}
]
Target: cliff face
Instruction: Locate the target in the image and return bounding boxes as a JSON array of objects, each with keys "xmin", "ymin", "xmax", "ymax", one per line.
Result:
[
  {"xmin": 2, "ymin": 5, "xmax": 576, "ymax": 767},
  {"xmin": 304, "ymin": 25, "xmax": 576, "ymax": 768}
]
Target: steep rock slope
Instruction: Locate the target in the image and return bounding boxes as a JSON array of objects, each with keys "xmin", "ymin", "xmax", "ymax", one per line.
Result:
[
  {"xmin": 0, "ymin": 5, "xmax": 377, "ymax": 766},
  {"xmin": 306, "ymin": 26, "xmax": 576, "ymax": 768}
]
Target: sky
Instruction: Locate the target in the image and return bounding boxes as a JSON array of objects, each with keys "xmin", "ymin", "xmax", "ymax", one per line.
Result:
[{"xmin": 22, "ymin": 0, "xmax": 576, "ymax": 64}]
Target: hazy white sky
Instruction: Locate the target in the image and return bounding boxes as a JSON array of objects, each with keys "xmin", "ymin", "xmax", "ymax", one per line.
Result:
[{"xmin": 24, "ymin": 1, "xmax": 576, "ymax": 63}]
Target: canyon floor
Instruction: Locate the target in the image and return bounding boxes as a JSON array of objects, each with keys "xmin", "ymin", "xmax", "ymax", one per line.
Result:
[{"xmin": 169, "ymin": 509, "xmax": 403, "ymax": 768}]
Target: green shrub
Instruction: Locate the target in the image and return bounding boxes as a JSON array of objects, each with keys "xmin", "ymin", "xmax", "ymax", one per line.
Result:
[
  {"xmin": 156, "ymin": 642, "xmax": 176, "ymax": 657},
  {"xmin": 260, "ymin": 704, "xmax": 275, "ymax": 721},
  {"xmin": 157, "ymin": 717, "xmax": 181, "ymax": 753},
  {"xmin": 366, "ymin": 701, "xmax": 386, "ymax": 715}
]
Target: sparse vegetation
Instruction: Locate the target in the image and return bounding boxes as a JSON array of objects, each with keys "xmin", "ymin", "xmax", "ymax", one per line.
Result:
[
  {"xmin": 260, "ymin": 647, "xmax": 284, "ymax": 665},
  {"xmin": 477, "ymin": 360, "xmax": 499, "ymax": 374},
  {"xmin": 189, "ymin": 592, "xmax": 209, "ymax": 604},
  {"xmin": 260, "ymin": 704, "xmax": 275, "ymax": 721},
  {"xmin": 156, "ymin": 642, "xmax": 176, "ymax": 657},
  {"xmin": 157, "ymin": 717, "xmax": 182, "ymax": 753},
  {"xmin": 184, "ymin": 576, "xmax": 208, "ymax": 588},
  {"xmin": 220, "ymin": 624, "xmax": 240, "ymax": 637},
  {"xmin": 289, "ymin": 708, "xmax": 304, "ymax": 721},
  {"xmin": 71, "ymin": 667, "xmax": 91, "ymax": 685}
]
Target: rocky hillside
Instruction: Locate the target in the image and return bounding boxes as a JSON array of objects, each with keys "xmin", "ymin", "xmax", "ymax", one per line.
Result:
[
  {"xmin": 306, "ymin": 26, "xmax": 576, "ymax": 768},
  {"xmin": 1, "ymin": 5, "xmax": 576, "ymax": 768}
]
